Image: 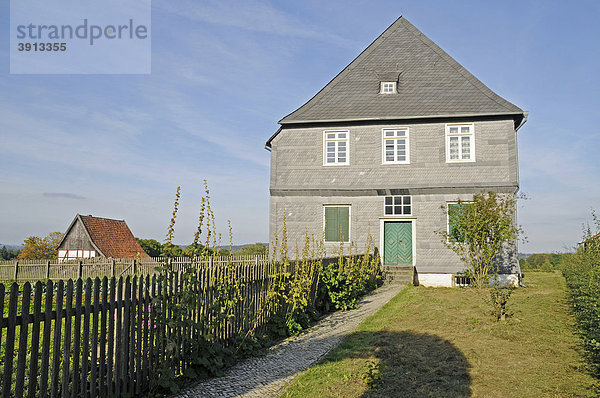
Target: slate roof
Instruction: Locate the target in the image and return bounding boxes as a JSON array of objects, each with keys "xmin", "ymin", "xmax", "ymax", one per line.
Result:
[
  {"xmin": 62, "ymin": 214, "xmax": 151, "ymax": 259},
  {"xmin": 277, "ymin": 16, "xmax": 524, "ymax": 127}
]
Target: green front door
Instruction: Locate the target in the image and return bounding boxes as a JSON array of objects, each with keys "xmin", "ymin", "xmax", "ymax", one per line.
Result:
[{"xmin": 383, "ymin": 222, "xmax": 413, "ymax": 266}]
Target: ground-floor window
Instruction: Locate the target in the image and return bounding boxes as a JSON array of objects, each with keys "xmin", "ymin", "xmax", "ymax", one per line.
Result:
[
  {"xmin": 324, "ymin": 206, "xmax": 350, "ymax": 242},
  {"xmin": 384, "ymin": 195, "xmax": 411, "ymax": 215},
  {"xmin": 447, "ymin": 202, "xmax": 471, "ymax": 242}
]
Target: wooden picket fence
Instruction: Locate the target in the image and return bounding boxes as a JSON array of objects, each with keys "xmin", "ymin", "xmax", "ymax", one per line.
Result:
[
  {"xmin": 0, "ymin": 258, "xmax": 280, "ymax": 397},
  {"xmin": 0, "ymin": 255, "xmax": 268, "ymax": 283}
]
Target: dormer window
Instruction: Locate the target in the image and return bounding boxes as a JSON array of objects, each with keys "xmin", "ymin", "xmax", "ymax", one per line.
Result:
[{"xmin": 380, "ymin": 81, "xmax": 396, "ymax": 94}]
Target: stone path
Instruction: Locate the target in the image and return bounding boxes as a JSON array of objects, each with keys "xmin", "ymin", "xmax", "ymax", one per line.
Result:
[{"xmin": 175, "ymin": 284, "xmax": 404, "ymax": 398}]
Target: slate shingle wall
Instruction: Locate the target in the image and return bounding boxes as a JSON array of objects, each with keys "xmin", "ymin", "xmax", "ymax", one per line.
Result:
[
  {"xmin": 270, "ymin": 192, "xmax": 519, "ymax": 274},
  {"xmin": 268, "ymin": 118, "xmax": 520, "ymax": 274},
  {"xmin": 270, "ymin": 118, "xmax": 519, "ymax": 191}
]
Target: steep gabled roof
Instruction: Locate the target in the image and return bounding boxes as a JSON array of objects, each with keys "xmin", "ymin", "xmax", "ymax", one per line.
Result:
[
  {"xmin": 61, "ymin": 214, "xmax": 151, "ymax": 259},
  {"xmin": 277, "ymin": 16, "xmax": 524, "ymax": 127}
]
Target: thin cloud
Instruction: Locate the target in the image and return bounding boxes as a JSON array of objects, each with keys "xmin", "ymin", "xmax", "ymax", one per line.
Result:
[
  {"xmin": 43, "ymin": 192, "xmax": 86, "ymax": 200},
  {"xmin": 156, "ymin": 0, "xmax": 356, "ymax": 48}
]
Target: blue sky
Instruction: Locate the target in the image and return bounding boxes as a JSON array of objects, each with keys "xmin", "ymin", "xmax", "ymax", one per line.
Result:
[{"xmin": 0, "ymin": 0, "xmax": 598, "ymax": 252}]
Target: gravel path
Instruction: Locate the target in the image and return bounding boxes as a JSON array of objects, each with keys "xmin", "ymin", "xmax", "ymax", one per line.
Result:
[{"xmin": 175, "ymin": 284, "xmax": 404, "ymax": 398}]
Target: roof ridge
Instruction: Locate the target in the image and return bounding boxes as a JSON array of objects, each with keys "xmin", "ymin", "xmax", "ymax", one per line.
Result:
[
  {"xmin": 400, "ymin": 19, "xmax": 521, "ymax": 113},
  {"xmin": 79, "ymin": 214, "xmax": 126, "ymax": 222}
]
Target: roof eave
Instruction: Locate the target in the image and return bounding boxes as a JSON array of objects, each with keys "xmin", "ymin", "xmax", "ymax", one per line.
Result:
[{"xmin": 279, "ymin": 111, "xmax": 525, "ymax": 126}]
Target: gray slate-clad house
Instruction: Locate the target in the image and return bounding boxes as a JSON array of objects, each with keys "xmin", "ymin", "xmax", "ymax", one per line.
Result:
[{"xmin": 265, "ymin": 17, "xmax": 526, "ymax": 287}]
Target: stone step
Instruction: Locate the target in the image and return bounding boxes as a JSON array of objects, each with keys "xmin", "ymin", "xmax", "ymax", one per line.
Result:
[{"xmin": 383, "ymin": 265, "xmax": 415, "ymax": 285}]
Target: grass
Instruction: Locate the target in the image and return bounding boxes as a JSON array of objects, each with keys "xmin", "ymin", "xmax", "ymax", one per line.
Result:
[{"xmin": 282, "ymin": 272, "xmax": 597, "ymax": 397}]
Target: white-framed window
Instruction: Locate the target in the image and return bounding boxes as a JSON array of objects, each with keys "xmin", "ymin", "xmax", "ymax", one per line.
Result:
[
  {"xmin": 382, "ymin": 128, "xmax": 410, "ymax": 164},
  {"xmin": 380, "ymin": 81, "xmax": 396, "ymax": 94},
  {"xmin": 323, "ymin": 130, "xmax": 349, "ymax": 166},
  {"xmin": 323, "ymin": 205, "xmax": 351, "ymax": 242},
  {"xmin": 384, "ymin": 196, "xmax": 412, "ymax": 215},
  {"xmin": 446, "ymin": 123, "xmax": 475, "ymax": 162}
]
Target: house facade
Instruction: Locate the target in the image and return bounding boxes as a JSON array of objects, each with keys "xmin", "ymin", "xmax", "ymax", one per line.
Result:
[
  {"xmin": 57, "ymin": 214, "xmax": 150, "ymax": 262},
  {"xmin": 265, "ymin": 17, "xmax": 526, "ymax": 287}
]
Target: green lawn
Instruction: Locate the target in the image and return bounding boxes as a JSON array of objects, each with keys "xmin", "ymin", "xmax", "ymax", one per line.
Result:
[{"xmin": 283, "ymin": 272, "xmax": 597, "ymax": 397}]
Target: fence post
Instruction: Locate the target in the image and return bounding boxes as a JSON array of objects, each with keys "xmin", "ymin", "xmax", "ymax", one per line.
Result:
[
  {"xmin": 133, "ymin": 259, "xmax": 137, "ymax": 275},
  {"xmin": 13, "ymin": 261, "xmax": 19, "ymax": 280},
  {"xmin": 111, "ymin": 259, "xmax": 116, "ymax": 277},
  {"xmin": 46, "ymin": 260, "xmax": 51, "ymax": 279},
  {"xmin": 78, "ymin": 260, "xmax": 83, "ymax": 279},
  {"xmin": 255, "ymin": 256, "xmax": 259, "ymax": 267}
]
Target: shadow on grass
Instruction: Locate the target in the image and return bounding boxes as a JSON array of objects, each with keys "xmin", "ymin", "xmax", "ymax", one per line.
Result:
[{"xmin": 328, "ymin": 331, "xmax": 472, "ymax": 397}]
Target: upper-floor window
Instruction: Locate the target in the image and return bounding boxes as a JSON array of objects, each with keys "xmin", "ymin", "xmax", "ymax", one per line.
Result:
[
  {"xmin": 380, "ymin": 81, "xmax": 396, "ymax": 94},
  {"xmin": 382, "ymin": 128, "xmax": 410, "ymax": 164},
  {"xmin": 446, "ymin": 123, "xmax": 475, "ymax": 163},
  {"xmin": 323, "ymin": 131, "xmax": 349, "ymax": 166},
  {"xmin": 385, "ymin": 196, "xmax": 412, "ymax": 215}
]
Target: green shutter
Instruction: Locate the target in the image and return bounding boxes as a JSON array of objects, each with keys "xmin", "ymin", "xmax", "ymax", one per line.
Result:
[
  {"xmin": 448, "ymin": 203, "xmax": 467, "ymax": 242},
  {"xmin": 325, "ymin": 207, "xmax": 338, "ymax": 242},
  {"xmin": 339, "ymin": 207, "xmax": 349, "ymax": 242},
  {"xmin": 325, "ymin": 207, "xmax": 349, "ymax": 242}
]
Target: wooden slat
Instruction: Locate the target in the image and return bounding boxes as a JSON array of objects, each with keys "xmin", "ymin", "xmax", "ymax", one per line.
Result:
[
  {"xmin": 61, "ymin": 280, "xmax": 74, "ymax": 396},
  {"xmin": 126, "ymin": 276, "xmax": 135, "ymax": 394},
  {"xmin": 121, "ymin": 277, "xmax": 131, "ymax": 395},
  {"xmin": 39, "ymin": 280, "xmax": 53, "ymax": 398},
  {"xmin": 135, "ymin": 276, "xmax": 143, "ymax": 395},
  {"xmin": 91, "ymin": 278, "xmax": 100, "ymax": 398},
  {"xmin": 70, "ymin": 279, "xmax": 82, "ymax": 398},
  {"xmin": 50, "ymin": 280, "xmax": 64, "ymax": 398},
  {"xmin": 0, "ymin": 284, "xmax": 4, "ymax": 392},
  {"xmin": 15, "ymin": 283, "xmax": 31, "ymax": 398},
  {"xmin": 99, "ymin": 277, "xmax": 108, "ymax": 398},
  {"xmin": 80, "ymin": 279, "xmax": 92, "ymax": 396},
  {"xmin": 107, "ymin": 278, "xmax": 116, "ymax": 397},
  {"xmin": 2, "ymin": 283, "xmax": 18, "ymax": 398},
  {"xmin": 27, "ymin": 282, "xmax": 43, "ymax": 398},
  {"xmin": 114, "ymin": 277, "xmax": 123, "ymax": 396}
]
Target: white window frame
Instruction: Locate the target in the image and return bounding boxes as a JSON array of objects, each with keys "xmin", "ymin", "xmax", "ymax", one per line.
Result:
[
  {"xmin": 383, "ymin": 195, "xmax": 412, "ymax": 216},
  {"xmin": 323, "ymin": 130, "xmax": 349, "ymax": 166},
  {"xmin": 323, "ymin": 204, "xmax": 351, "ymax": 243},
  {"xmin": 446, "ymin": 123, "xmax": 475, "ymax": 163},
  {"xmin": 382, "ymin": 128, "xmax": 410, "ymax": 164},
  {"xmin": 380, "ymin": 81, "xmax": 397, "ymax": 94}
]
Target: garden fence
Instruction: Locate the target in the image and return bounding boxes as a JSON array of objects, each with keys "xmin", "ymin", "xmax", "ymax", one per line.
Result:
[
  {"xmin": 0, "ymin": 255, "xmax": 268, "ymax": 283},
  {"xmin": 0, "ymin": 256, "xmax": 280, "ymax": 397}
]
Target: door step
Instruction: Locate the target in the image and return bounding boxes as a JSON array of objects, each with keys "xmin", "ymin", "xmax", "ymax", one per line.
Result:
[{"xmin": 383, "ymin": 265, "xmax": 415, "ymax": 286}]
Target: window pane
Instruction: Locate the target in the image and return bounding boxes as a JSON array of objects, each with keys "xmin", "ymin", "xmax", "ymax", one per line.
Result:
[
  {"xmin": 403, "ymin": 196, "xmax": 411, "ymax": 205},
  {"xmin": 338, "ymin": 141, "xmax": 346, "ymax": 147},
  {"xmin": 338, "ymin": 157, "xmax": 346, "ymax": 163},
  {"xmin": 397, "ymin": 130, "xmax": 406, "ymax": 137},
  {"xmin": 394, "ymin": 206, "xmax": 402, "ymax": 214},
  {"xmin": 394, "ymin": 197, "xmax": 402, "ymax": 205},
  {"xmin": 450, "ymin": 127, "xmax": 458, "ymax": 134},
  {"xmin": 327, "ymin": 142, "xmax": 335, "ymax": 147},
  {"xmin": 385, "ymin": 131, "xmax": 394, "ymax": 137},
  {"xmin": 386, "ymin": 155, "xmax": 394, "ymax": 161},
  {"xmin": 461, "ymin": 126, "xmax": 470, "ymax": 133},
  {"xmin": 385, "ymin": 197, "xmax": 392, "ymax": 205},
  {"xmin": 404, "ymin": 206, "xmax": 411, "ymax": 214},
  {"xmin": 385, "ymin": 206, "xmax": 393, "ymax": 215},
  {"xmin": 327, "ymin": 133, "xmax": 335, "ymax": 139},
  {"xmin": 338, "ymin": 133, "xmax": 346, "ymax": 139}
]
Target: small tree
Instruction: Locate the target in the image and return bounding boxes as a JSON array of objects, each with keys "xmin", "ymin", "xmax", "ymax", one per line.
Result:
[
  {"xmin": 18, "ymin": 231, "xmax": 65, "ymax": 260},
  {"xmin": 438, "ymin": 191, "xmax": 521, "ymax": 288}
]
